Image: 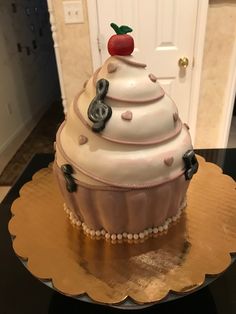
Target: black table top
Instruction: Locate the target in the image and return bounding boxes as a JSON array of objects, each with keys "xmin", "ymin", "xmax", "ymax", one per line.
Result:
[{"xmin": 1, "ymin": 149, "xmax": 236, "ymax": 314}]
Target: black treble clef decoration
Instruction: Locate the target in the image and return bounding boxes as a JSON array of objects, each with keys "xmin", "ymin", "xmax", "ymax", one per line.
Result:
[
  {"xmin": 183, "ymin": 150, "xmax": 199, "ymax": 180},
  {"xmin": 61, "ymin": 164, "xmax": 77, "ymax": 193},
  {"xmin": 87, "ymin": 79, "xmax": 112, "ymax": 132}
]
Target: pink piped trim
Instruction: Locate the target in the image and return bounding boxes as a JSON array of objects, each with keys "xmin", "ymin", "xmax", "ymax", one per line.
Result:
[
  {"xmin": 92, "ymin": 67, "xmax": 102, "ymax": 86},
  {"xmin": 92, "ymin": 61, "xmax": 165, "ymax": 104},
  {"xmin": 73, "ymin": 95, "xmax": 183, "ymax": 146},
  {"xmin": 114, "ymin": 55, "xmax": 147, "ymax": 68},
  {"xmin": 106, "ymin": 92, "xmax": 165, "ymax": 104},
  {"xmin": 64, "ymin": 201, "xmax": 186, "ymax": 242},
  {"xmin": 55, "ymin": 160, "xmax": 176, "ymax": 192},
  {"xmin": 56, "ymin": 124, "xmax": 185, "ymax": 189}
]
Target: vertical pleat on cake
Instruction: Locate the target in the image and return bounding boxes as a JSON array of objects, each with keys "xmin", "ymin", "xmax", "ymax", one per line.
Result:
[{"xmin": 54, "ymin": 162, "xmax": 188, "ymax": 234}]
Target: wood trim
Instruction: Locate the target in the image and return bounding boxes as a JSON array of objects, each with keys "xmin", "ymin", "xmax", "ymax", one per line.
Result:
[
  {"xmin": 189, "ymin": 0, "xmax": 209, "ymax": 146},
  {"xmin": 47, "ymin": 0, "xmax": 67, "ymax": 113},
  {"xmin": 87, "ymin": 0, "xmax": 101, "ymax": 70}
]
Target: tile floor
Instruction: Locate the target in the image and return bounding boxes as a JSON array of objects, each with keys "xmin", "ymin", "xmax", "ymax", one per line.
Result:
[
  {"xmin": 0, "ymin": 104, "xmax": 63, "ymax": 204},
  {"xmin": 0, "ymin": 115, "xmax": 236, "ymax": 204}
]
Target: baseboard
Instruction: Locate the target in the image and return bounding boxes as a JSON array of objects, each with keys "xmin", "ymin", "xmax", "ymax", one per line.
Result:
[{"xmin": 0, "ymin": 105, "xmax": 49, "ymax": 175}]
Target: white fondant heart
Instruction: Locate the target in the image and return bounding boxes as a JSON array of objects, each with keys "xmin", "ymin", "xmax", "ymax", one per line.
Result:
[
  {"xmin": 79, "ymin": 135, "xmax": 88, "ymax": 145},
  {"xmin": 164, "ymin": 157, "xmax": 174, "ymax": 166},
  {"xmin": 121, "ymin": 111, "xmax": 133, "ymax": 121},
  {"xmin": 107, "ymin": 62, "xmax": 118, "ymax": 73}
]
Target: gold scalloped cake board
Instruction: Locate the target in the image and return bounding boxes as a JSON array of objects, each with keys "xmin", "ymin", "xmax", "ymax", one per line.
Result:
[{"xmin": 8, "ymin": 155, "xmax": 236, "ymax": 305}]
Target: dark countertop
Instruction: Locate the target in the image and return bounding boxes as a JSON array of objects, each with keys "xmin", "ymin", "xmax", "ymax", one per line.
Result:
[{"xmin": 0, "ymin": 149, "xmax": 236, "ymax": 314}]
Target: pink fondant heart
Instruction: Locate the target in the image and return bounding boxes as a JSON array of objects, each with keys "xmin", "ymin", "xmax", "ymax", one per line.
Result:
[
  {"xmin": 173, "ymin": 112, "xmax": 179, "ymax": 122},
  {"xmin": 107, "ymin": 62, "xmax": 118, "ymax": 73},
  {"xmin": 79, "ymin": 135, "xmax": 88, "ymax": 145},
  {"xmin": 121, "ymin": 111, "xmax": 133, "ymax": 121},
  {"xmin": 164, "ymin": 157, "xmax": 174, "ymax": 166},
  {"xmin": 184, "ymin": 123, "xmax": 190, "ymax": 130},
  {"xmin": 149, "ymin": 73, "xmax": 157, "ymax": 82},
  {"xmin": 83, "ymin": 79, "xmax": 88, "ymax": 88}
]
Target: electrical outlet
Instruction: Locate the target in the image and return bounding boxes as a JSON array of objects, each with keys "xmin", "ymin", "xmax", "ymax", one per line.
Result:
[{"xmin": 63, "ymin": 0, "xmax": 84, "ymax": 24}]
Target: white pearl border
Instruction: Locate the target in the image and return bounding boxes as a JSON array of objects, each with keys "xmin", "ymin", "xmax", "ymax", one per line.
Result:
[{"xmin": 63, "ymin": 200, "xmax": 186, "ymax": 242}]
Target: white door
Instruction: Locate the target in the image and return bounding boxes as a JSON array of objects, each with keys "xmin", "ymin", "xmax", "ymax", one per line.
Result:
[{"xmin": 88, "ymin": 0, "xmax": 206, "ymax": 133}]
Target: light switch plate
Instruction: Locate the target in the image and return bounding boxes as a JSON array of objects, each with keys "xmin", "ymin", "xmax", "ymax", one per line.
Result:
[{"xmin": 63, "ymin": 0, "xmax": 84, "ymax": 24}]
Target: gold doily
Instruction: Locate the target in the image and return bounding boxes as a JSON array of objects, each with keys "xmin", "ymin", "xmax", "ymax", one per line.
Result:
[{"xmin": 8, "ymin": 156, "xmax": 236, "ymax": 305}]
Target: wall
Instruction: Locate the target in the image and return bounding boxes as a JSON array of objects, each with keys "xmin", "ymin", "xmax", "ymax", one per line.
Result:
[
  {"xmin": 51, "ymin": 0, "xmax": 236, "ymax": 148},
  {"xmin": 50, "ymin": 0, "xmax": 93, "ymax": 108},
  {"xmin": 195, "ymin": 0, "xmax": 236, "ymax": 148},
  {"xmin": 0, "ymin": 0, "xmax": 60, "ymax": 173}
]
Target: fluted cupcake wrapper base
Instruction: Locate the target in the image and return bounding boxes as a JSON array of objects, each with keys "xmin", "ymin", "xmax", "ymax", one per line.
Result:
[
  {"xmin": 54, "ymin": 162, "xmax": 189, "ymax": 236},
  {"xmin": 63, "ymin": 201, "xmax": 186, "ymax": 242}
]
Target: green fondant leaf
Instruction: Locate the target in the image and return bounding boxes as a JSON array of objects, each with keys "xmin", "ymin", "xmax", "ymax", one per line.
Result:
[
  {"xmin": 110, "ymin": 23, "xmax": 133, "ymax": 35},
  {"xmin": 110, "ymin": 22, "xmax": 122, "ymax": 34},
  {"xmin": 119, "ymin": 25, "xmax": 133, "ymax": 34}
]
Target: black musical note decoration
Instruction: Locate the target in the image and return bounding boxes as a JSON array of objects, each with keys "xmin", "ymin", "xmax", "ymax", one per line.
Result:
[
  {"xmin": 183, "ymin": 150, "xmax": 199, "ymax": 180},
  {"xmin": 87, "ymin": 79, "xmax": 112, "ymax": 132},
  {"xmin": 61, "ymin": 164, "xmax": 77, "ymax": 193}
]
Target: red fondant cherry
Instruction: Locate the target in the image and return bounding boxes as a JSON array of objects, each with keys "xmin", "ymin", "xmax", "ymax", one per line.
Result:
[{"xmin": 108, "ymin": 23, "xmax": 134, "ymax": 56}]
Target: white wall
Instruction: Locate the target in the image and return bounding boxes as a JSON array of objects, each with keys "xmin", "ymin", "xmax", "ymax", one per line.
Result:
[
  {"xmin": 195, "ymin": 0, "xmax": 236, "ymax": 148},
  {"xmin": 0, "ymin": 0, "xmax": 60, "ymax": 174}
]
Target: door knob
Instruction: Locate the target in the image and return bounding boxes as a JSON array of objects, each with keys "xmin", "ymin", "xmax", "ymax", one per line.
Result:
[{"xmin": 178, "ymin": 57, "xmax": 189, "ymax": 68}]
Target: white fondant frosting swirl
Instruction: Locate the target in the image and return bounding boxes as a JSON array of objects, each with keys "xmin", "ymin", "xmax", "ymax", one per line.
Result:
[
  {"xmin": 96, "ymin": 56, "xmax": 165, "ymax": 102},
  {"xmin": 56, "ymin": 55, "xmax": 193, "ymax": 188}
]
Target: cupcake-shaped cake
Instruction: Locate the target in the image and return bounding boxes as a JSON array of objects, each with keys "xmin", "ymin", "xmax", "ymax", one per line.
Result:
[{"xmin": 54, "ymin": 23, "xmax": 198, "ymax": 241}]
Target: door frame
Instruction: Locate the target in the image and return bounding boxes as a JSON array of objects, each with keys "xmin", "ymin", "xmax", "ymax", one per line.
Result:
[
  {"xmin": 217, "ymin": 38, "xmax": 236, "ymax": 147},
  {"xmin": 87, "ymin": 0, "xmax": 209, "ymax": 145},
  {"xmin": 47, "ymin": 0, "xmax": 67, "ymax": 113}
]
